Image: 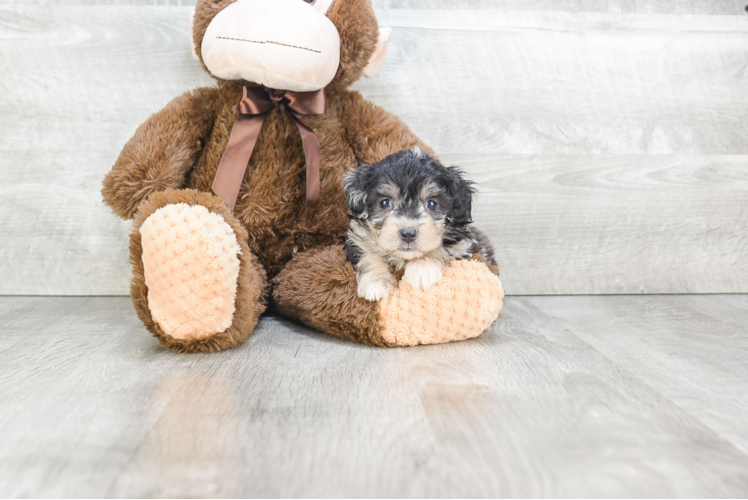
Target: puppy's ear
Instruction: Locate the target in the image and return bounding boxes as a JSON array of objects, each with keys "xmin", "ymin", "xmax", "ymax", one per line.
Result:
[
  {"xmin": 444, "ymin": 166, "xmax": 476, "ymax": 226},
  {"xmin": 343, "ymin": 165, "xmax": 370, "ymax": 219}
]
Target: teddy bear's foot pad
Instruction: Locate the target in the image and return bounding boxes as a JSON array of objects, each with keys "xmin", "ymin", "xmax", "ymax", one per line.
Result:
[
  {"xmin": 378, "ymin": 259, "xmax": 504, "ymax": 346},
  {"xmin": 139, "ymin": 203, "xmax": 241, "ymax": 341}
]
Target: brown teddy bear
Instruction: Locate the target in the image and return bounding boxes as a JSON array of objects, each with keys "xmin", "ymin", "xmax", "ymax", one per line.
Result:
[{"xmin": 102, "ymin": 0, "xmax": 504, "ymax": 353}]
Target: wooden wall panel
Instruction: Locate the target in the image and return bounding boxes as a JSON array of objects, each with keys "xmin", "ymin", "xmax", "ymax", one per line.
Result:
[
  {"xmin": 446, "ymin": 154, "xmax": 748, "ymax": 294},
  {"xmin": 372, "ymin": 0, "xmax": 748, "ymax": 14},
  {"xmin": 0, "ymin": 6, "xmax": 213, "ymax": 295},
  {"xmin": 0, "ymin": 5, "xmax": 746, "ymax": 295},
  {"xmin": 358, "ymin": 10, "xmax": 748, "ymax": 155},
  {"xmin": 3, "ymin": 0, "xmax": 747, "ymax": 16}
]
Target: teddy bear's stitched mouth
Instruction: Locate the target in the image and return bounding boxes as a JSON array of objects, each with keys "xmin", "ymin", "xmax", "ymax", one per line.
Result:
[{"xmin": 216, "ymin": 36, "xmax": 322, "ymax": 54}]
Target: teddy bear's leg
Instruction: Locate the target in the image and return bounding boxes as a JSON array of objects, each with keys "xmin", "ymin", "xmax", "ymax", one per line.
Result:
[
  {"xmin": 272, "ymin": 246, "xmax": 504, "ymax": 347},
  {"xmin": 130, "ymin": 189, "xmax": 267, "ymax": 353}
]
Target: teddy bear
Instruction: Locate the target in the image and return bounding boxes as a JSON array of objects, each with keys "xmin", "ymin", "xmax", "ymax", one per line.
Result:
[{"xmin": 102, "ymin": 0, "xmax": 504, "ymax": 353}]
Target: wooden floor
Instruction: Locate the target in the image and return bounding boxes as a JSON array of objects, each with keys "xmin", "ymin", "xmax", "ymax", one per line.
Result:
[{"xmin": 1, "ymin": 295, "xmax": 747, "ymax": 497}]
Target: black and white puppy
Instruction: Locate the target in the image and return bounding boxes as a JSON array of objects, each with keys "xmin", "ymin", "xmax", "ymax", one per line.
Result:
[{"xmin": 343, "ymin": 148, "xmax": 496, "ymax": 301}]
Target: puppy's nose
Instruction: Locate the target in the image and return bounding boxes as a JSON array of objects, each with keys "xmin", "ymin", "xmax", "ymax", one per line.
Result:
[{"xmin": 399, "ymin": 227, "xmax": 418, "ymax": 243}]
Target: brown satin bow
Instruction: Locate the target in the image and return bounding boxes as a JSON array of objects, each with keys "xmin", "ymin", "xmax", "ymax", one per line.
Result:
[{"xmin": 212, "ymin": 86, "xmax": 325, "ymax": 210}]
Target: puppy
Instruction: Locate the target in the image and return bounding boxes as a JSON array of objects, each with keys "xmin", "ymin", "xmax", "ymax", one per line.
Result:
[{"xmin": 343, "ymin": 147, "xmax": 496, "ymax": 302}]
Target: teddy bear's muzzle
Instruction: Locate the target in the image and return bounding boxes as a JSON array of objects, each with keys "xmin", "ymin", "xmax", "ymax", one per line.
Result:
[{"xmin": 200, "ymin": 0, "xmax": 341, "ymax": 92}]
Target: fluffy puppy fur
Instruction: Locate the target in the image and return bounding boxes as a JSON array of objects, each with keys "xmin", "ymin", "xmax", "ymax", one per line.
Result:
[{"xmin": 343, "ymin": 148, "xmax": 496, "ymax": 301}]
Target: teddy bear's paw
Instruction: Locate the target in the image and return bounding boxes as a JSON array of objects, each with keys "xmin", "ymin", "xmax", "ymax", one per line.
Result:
[
  {"xmin": 139, "ymin": 203, "xmax": 241, "ymax": 341},
  {"xmin": 377, "ymin": 259, "xmax": 504, "ymax": 347}
]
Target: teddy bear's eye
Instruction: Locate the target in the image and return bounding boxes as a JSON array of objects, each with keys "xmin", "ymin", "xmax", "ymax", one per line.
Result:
[
  {"xmin": 380, "ymin": 199, "xmax": 392, "ymax": 209},
  {"xmin": 426, "ymin": 200, "xmax": 437, "ymax": 211},
  {"xmin": 302, "ymin": 0, "xmax": 316, "ymax": 4}
]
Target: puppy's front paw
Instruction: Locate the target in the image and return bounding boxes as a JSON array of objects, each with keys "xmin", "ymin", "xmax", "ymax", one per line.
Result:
[
  {"xmin": 357, "ymin": 274, "xmax": 396, "ymax": 302},
  {"xmin": 403, "ymin": 259, "xmax": 444, "ymax": 291}
]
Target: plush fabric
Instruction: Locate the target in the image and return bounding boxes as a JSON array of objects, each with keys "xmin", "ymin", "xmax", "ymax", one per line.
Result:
[
  {"xmin": 104, "ymin": 83, "xmax": 432, "ymax": 279},
  {"xmin": 273, "ymin": 246, "xmax": 503, "ymax": 347},
  {"xmin": 103, "ymin": 0, "xmax": 503, "ymax": 353},
  {"xmin": 378, "ymin": 260, "xmax": 504, "ymax": 346},
  {"xmin": 272, "ymin": 245, "xmax": 384, "ymax": 346},
  {"xmin": 140, "ymin": 203, "xmax": 241, "ymax": 340},
  {"xmin": 102, "ymin": 87, "xmax": 219, "ymax": 219},
  {"xmin": 362, "ymin": 27, "xmax": 391, "ymax": 78},
  {"xmin": 130, "ymin": 189, "xmax": 267, "ymax": 353},
  {"xmin": 201, "ymin": 0, "xmax": 341, "ymax": 92}
]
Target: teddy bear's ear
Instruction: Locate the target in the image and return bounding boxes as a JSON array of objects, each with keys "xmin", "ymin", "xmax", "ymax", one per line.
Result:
[
  {"xmin": 362, "ymin": 26, "xmax": 391, "ymax": 78},
  {"xmin": 189, "ymin": 8, "xmax": 200, "ymax": 60}
]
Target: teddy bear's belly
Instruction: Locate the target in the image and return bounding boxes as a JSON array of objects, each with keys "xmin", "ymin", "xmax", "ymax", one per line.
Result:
[
  {"xmin": 189, "ymin": 148, "xmax": 352, "ymax": 276},
  {"xmin": 186, "ymin": 103, "xmax": 356, "ymax": 275},
  {"xmin": 238, "ymin": 175, "xmax": 350, "ymax": 275}
]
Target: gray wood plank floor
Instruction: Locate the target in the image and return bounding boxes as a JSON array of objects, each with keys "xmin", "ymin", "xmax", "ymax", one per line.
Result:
[
  {"xmin": 1, "ymin": 295, "xmax": 747, "ymax": 498},
  {"xmin": 1, "ymin": 5, "xmax": 747, "ymax": 296}
]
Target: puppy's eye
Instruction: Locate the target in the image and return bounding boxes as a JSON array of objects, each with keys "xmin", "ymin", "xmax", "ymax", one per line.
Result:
[
  {"xmin": 302, "ymin": 0, "xmax": 316, "ymax": 3},
  {"xmin": 380, "ymin": 199, "xmax": 392, "ymax": 209},
  {"xmin": 426, "ymin": 200, "xmax": 437, "ymax": 211}
]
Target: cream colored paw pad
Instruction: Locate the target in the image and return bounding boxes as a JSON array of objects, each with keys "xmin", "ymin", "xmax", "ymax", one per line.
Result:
[
  {"xmin": 378, "ymin": 260, "xmax": 504, "ymax": 346},
  {"xmin": 139, "ymin": 203, "xmax": 241, "ymax": 341}
]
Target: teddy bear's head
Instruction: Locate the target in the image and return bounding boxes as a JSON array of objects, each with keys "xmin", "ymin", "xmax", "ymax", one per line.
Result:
[{"xmin": 191, "ymin": 0, "xmax": 390, "ymax": 92}]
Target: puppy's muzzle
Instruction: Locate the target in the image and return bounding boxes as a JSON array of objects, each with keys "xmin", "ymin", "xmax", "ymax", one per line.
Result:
[{"xmin": 399, "ymin": 227, "xmax": 418, "ymax": 243}]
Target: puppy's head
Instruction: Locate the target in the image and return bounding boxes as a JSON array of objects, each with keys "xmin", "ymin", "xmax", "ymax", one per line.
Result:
[{"xmin": 343, "ymin": 148, "xmax": 475, "ymax": 260}]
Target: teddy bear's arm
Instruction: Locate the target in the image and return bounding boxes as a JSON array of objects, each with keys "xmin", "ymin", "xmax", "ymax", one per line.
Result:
[
  {"xmin": 102, "ymin": 87, "xmax": 220, "ymax": 219},
  {"xmin": 341, "ymin": 90, "xmax": 435, "ymax": 164}
]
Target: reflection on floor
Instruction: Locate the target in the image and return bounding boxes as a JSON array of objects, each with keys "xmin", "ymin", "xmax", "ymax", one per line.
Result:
[{"xmin": 1, "ymin": 295, "xmax": 747, "ymax": 497}]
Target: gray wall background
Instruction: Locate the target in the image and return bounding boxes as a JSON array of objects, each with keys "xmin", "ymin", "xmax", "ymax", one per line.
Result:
[{"xmin": 1, "ymin": 0, "xmax": 746, "ymax": 295}]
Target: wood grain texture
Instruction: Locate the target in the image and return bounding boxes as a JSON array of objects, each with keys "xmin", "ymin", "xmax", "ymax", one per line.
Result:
[
  {"xmin": 1, "ymin": 295, "xmax": 747, "ymax": 497},
  {"xmin": 531, "ymin": 294, "xmax": 748, "ymax": 455},
  {"xmin": 0, "ymin": 6, "xmax": 213, "ymax": 295},
  {"xmin": 0, "ymin": 0, "xmax": 197, "ymax": 4},
  {"xmin": 1, "ymin": 6, "xmax": 747, "ymax": 295},
  {"xmin": 358, "ymin": 10, "xmax": 748, "ymax": 155},
  {"xmin": 449, "ymin": 154, "xmax": 748, "ymax": 294},
  {"xmin": 4, "ymin": 0, "xmax": 747, "ymax": 16},
  {"xmin": 372, "ymin": 0, "xmax": 748, "ymax": 14}
]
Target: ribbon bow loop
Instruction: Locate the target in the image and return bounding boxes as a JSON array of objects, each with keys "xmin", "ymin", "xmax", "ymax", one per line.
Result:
[
  {"xmin": 238, "ymin": 86, "xmax": 274, "ymax": 115},
  {"xmin": 212, "ymin": 86, "xmax": 326, "ymax": 211}
]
